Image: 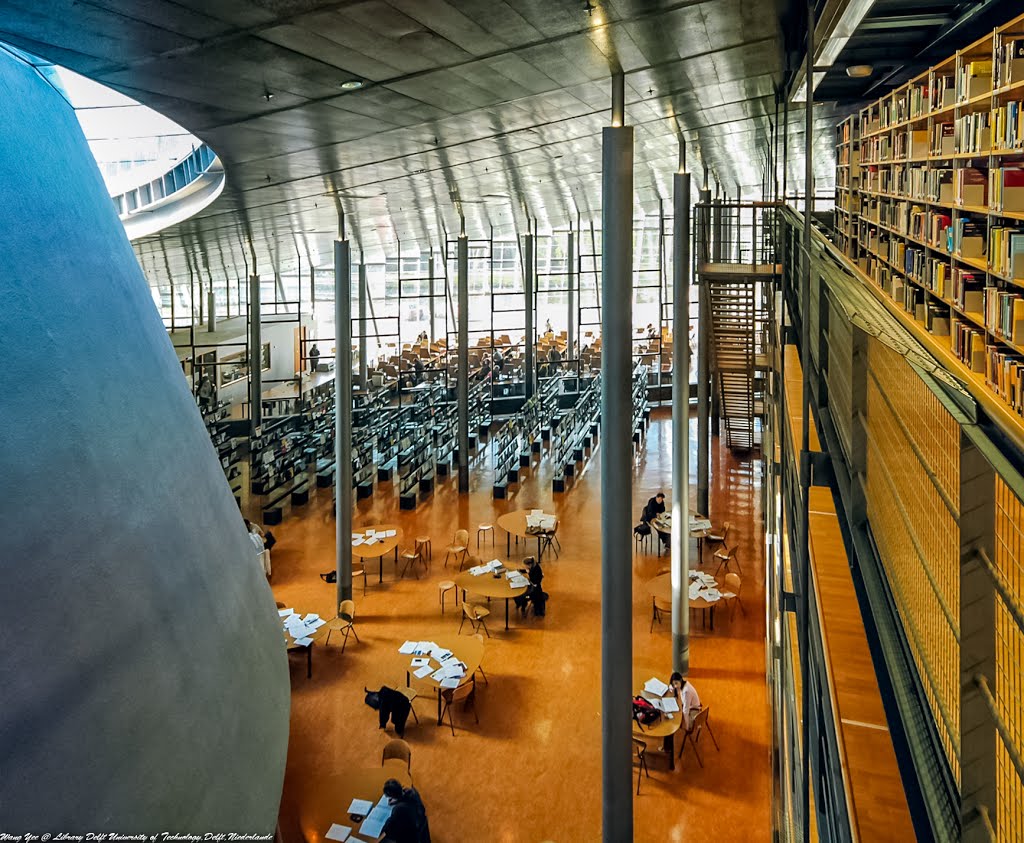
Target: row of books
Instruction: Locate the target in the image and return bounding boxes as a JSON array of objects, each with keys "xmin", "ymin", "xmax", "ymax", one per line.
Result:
[
  {"xmin": 989, "ymin": 226, "xmax": 1024, "ymax": 280},
  {"xmin": 953, "ymin": 319, "xmax": 986, "ymax": 372},
  {"xmin": 992, "ymin": 166, "xmax": 1024, "ymax": 212},
  {"xmin": 993, "ymin": 38, "xmax": 1024, "ymax": 90},
  {"xmin": 992, "ymin": 101, "xmax": 1024, "ymax": 151},
  {"xmin": 952, "ymin": 268, "xmax": 985, "ymax": 313},
  {"xmin": 984, "ymin": 285, "xmax": 1024, "ymax": 344},
  {"xmin": 956, "ymin": 59, "xmax": 992, "ymax": 103},
  {"xmin": 985, "ymin": 345, "xmax": 1024, "ymax": 411},
  {"xmin": 955, "ymin": 111, "xmax": 991, "ymax": 155}
]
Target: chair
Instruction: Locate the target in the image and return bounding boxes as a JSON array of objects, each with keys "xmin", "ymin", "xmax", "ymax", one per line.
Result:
[
  {"xmin": 440, "ymin": 679, "xmax": 478, "ymax": 736},
  {"xmin": 399, "ymin": 548, "xmax": 424, "ymax": 579},
  {"xmin": 633, "ymin": 524, "xmax": 651, "ymax": 555},
  {"xmin": 415, "ymin": 535, "xmax": 432, "ymax": 561},
  {"xmin": 324, "ymin": 599, "xmax": 360, "ymax": 652},
  {"xmin": 398, "ymin": 687, "xmax": 420, "ymax": 725},
  {"xmin": 633, "ymin": 738, "xmax": 651, "ymax": 794},
  {"xmin": 473, "ymin": 633, "xmax": 489, "ymax": 685},
  {"xmin": 677, "ymin": 705, "xmax": 720, "ymax": 767},
  {"xmin": 352, "ymin": 563, "xmax": 367, "ymax": 596},
  {"xmin": 439, "ymin": 580, "xmax": 458, "ymax": 613},
  {"xmin": 459, "ymin": 602, "xmax": 491, "ymax": 638},
  {"xmin": 382, "ymin": 738, "xmax": 412, "ymax": 776},
  {"xmin": 444, "ymin": 529, "xmax": 469, "ymax": 568},
  {"xmin": 721, "ymin": 572, "xmax": 745, "ymax": 617},
  {"xmin": 650, "ymin": 596, "xmax": 670, "ymax": 632},
  {"xmin": 705, "ymin": 520, "xmax": 732, "ymax": 559},
  {"xmin": 713, "ymin": 543, "xmax": 741, "ymax": 575},
  {"xmin": 477, "ymin": 523, "xmax": 494, "ymax": 548}
]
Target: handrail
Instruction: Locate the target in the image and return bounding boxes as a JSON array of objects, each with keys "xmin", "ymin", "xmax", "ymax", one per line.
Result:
[{"xmin": 111, "ymin": 143, "xmax": 217, "ymax": 218}]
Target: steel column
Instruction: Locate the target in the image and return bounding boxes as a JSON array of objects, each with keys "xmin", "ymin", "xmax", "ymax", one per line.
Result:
[
  {"xmin": 335, "ymin": 239, "xmax": 354, "ymax": 604},
  {"xmin": 601, "ymin": 71, "xmax": 633, "ymax": 843},
  {"xmin": 457, "ymin": 234, "xmax": 470, "ymax": 493},
  {"xmin": 696, "ymin": 188, "xmax": 711, "ymax": 516},
  {"xmin": 358, "ymin": 261, "xmax": 368, "ymax": 388},
  {"xmin": 523, "ymin": 233, "xmax": 535, "ymax": 399},
  {"xmin": 207, "ymin": 288, "xmax": 216, "ymax": 333},
  {"xmin": 567, "ymin": 229, "xmax": 576, "ymax": 366},
  {"xmin": 672, "ymin": 167, "xmax": 692, "ymax": 674},
  {"xmin": 429, "ymin": 249, "xmax": 436, "ymax": 342},
  {"xmin": 249, "ymin": 273, "xmax": 262, "ymax": 432}
]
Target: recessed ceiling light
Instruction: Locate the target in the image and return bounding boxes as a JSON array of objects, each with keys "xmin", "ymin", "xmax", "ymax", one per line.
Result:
[
  {"xmin": 846, "ymin": 64, "xmax": 873, "ymax": 78},
  {"xmin": 340, "ymin": 79, "xmax": 364, "ymax": 90}
]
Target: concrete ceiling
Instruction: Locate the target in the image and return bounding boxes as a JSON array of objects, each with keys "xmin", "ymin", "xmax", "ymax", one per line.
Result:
[{"xmin": 0, "ymin": 0, "xmax": 840, "ymax": 281}]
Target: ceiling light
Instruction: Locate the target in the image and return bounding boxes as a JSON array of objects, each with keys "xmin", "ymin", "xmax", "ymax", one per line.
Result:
[
  {"xmin": 582, "ymin": 0, "xmax": 595, "ymax": 15},
  {"xmin": 263, "ymin": 90, "xmax": 274, "ymax": 102},
  {"xmin": 340, "ymin": 80, "xmax": 364, "ymax": 90},
  {"xmin": 846, "ymin": 64, "xmax": 873, "ymax": 78}
]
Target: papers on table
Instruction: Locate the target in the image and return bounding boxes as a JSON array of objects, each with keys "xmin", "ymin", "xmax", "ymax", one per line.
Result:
[
  {"xmin": 278, "ymin": 607, "xmax": 295, "ymax": 617},
  {"xmin": 292, "ymin": 637, "xmax": 313, "ymax": 647},
  {"xmin": 440, "ymin": 677, "xmax": 460, "ymax": 689},
  {"xmin": 324, "ymin": 824, "xmax": 351, "ymax": 842},
  {"xmin": 650, "ymin": 696, "xmax": 680, "ymax": 713},
  {"xmin": 398, "ymin": 641, "xmax": 466, "ymax": 683},
  {"xmin": 508, "ymin": 574, "xmax": 529, "ymax": 589},
  {"xmin": 410, "ymin": 657, "xmax": 429, "ymax": 668},
  {"xmin": 399, "ymin": 641, "xmax": 418, "ymax": 655},
  {"xmin": 359, "ymin": 797, "xmax": 394, "ymax": 839},
  {"xmin": 690, "ymin": 517, "xmax": 713, "ymax": 531},
  {"xmin": 526, "ymin": 512, "xmax": 557, "ymax": 532},
  {"xmin": 644, "ymin": 677, "xmax": 670, "ymax": 697},
  {"xmin": 413, "ymin": 664, "xmax": 435, "ymax": 679},
  {"xmin": 347, "ymin": 799, "xmax": 373, "ymax": 817},
  {"xmin": 688, "ymin": 581, "xmax": 703, "ymax": 600},
  {"xmin": 363, "ymin": 536, "xmax": 378, "ymax": 546},
  {"xmin": 702, "ymin": 589, "xmax": 721, "ymax": 603},
  {"xmin": 530, "ymin": 509, "xmax": 543, "ymax": 516},
  {"xmin": 383, "ymin": 529, "xmax": 397, "ymax": 538},
  {"xmin": 351, "ymin": 536, "xmax": 365, "ymax": 547}
]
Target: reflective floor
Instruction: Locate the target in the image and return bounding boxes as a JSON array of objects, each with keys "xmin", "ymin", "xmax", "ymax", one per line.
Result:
[{"xmin": 270, "ymin": 407, "xmax": 770, "ymax": 841}]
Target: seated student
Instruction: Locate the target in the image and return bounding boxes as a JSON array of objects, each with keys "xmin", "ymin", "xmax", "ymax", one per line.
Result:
[
  {"xmin": 381, "ymin": 778, "xmax": 431, "ymax": 843},
  {"xmin": 669, "ymin": 671, "xmax": 702, "ymax": 729},
  {"xmin": 514, "ymin": 556, "xmax": 544, "ymax": 616},
  {"xmin": 642, "ymin": 492, "xmax": 669, "ymax": 548}
]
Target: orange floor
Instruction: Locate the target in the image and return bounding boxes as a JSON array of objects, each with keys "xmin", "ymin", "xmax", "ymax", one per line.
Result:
[{"xmin": 269, "ymin": 407, "xmax": 771, "ymax": 841}]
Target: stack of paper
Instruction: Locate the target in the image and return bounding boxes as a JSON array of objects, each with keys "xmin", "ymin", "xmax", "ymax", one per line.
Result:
[
  {"xmin": 488, "ymin": 559, "xmax": 504, "ymax": 571},
  {"xmin": 347, "ymin": 799, "xmax": 373, "ymax": 817},
  {"xmin": 364, "ymin": 536, "xmax": 378, "ymax": 546},
  {"xmin": 650, "ymin": 696, "xmax": 680, "ymax": 713},
  {"xmin": 688, "ymin": 581, "xmax": 703, "ymax": 600},
  {"xmin": 351, "ymin": 536, "xmax": 365, "ymax": 547},
  {"xmin": 643, "ymin": 677, "xmax": 670, "ymax": 697},
  {"xmin": 359, "ymin": 797, "xmax": 394, "ymax": 839},
  {"xmin": 383, "ymin": 529, "xmax": 397, "ymax": 538},
  {"xmin": 468, "ymin": 565, "xmax": 488, "ymax": 576},
  {"xmin": 413, "ymin": 664, "xmax": 434, "ymax": 679},
  {"xmin": 509, "ymin": 574, "xmax": 529, "ymax": 589},
  {"xmin": 324, "ymin": 824, "xmax": 351, "ymax": 842},
  {"xmin": 399, "ymin": 641, "xmax": 418, "ymax": 655},
  {"xmin": 530, "ymin": 509, "xmax": 543, "ymax": 516}
]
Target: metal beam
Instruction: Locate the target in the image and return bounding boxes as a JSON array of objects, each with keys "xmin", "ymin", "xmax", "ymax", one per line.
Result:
[
  {"xmin": 249, "ymin": 272, "xmax": 262, "ymax": 433},
  {"xmin": 524, "ymin": 232, "xmax": 535, "ymax": 399},
  {"xmin": 335, "ymin": 238, "xmax": 353, "ymax": 604},
  {"xmin": 672, "ymin": 164, "xmax": 692, "ymax": 675},
  {"xmin": 457, "ymin": 233, "xmax": 470, "ymax": 493},
  {"xmin": 358, "ymin": 259, "xmax": 368, "ymax": 389},
  {"xmin": 567, "ymin": 228, "xmax": 576, "ymax": 367},
  {"xmin": 601, "ymin": 70, "xmax": 634, "ymax": 843},
  {"xmin": 696, "ymin": 188, "xmax": 711, "ymax": 516}
]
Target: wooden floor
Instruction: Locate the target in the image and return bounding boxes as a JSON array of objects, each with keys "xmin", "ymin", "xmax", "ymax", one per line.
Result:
[
  {"xmin": 268, "ymin": 407, "xmax": 772, "ymax": 841},
  {"xmin": 784, "ymin": 347, "xmax": 914, "ymax": 840}
]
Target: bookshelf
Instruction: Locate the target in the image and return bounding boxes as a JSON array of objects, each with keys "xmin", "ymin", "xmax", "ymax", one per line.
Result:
[
  {"xmin": 199, "ymin": 399, "xmax": 245, "ymax": 505},
  {"xmin": 835, "ymin": 11, "xmax": 1024, "ymax": 422}
]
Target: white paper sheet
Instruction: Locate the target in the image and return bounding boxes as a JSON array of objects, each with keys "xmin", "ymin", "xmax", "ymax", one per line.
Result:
[
  {"xmin": 351, "ymin": 537, "xmax": 365, "ymax": 547},
  {"xmin": 325, "ymin": 824, "xmax": 352, "ymax": 842},
  {"xmin": 413, "ymin": 664, "xmax": 435, "ymax": 679},
  {"xmin": 347, "ymin": 799, "xmax": 373, "ymax": 816},
  {"xmin": 530, "ymin": 509, "xmax": 542, "ymax": 516},
  {"xmin": 292, "ymin": 636, "xmax": 313, "ymax": 647},
  {"xmin": 364, "ymin": 530, "xmax": 375, "ymax": 536},
  {"xmin": 439, "ymin": 676, "xmax": 460, "ymax": 689},
  {"xmin": 410, "ymin": 657, "xmax": 429, "ymax": 667},
  {"xmin": 644, "ymin": 677, "xmax": 670, "ymax": 697},
  {"xmin": 359, "ymin": 798, "xmax": 394, "ymax": 839},
  {"xmin": 364, "ymin": 536, "xmax": 378, "ymax": 546},
  {"xmin": 384, "ymin": 529, "xmax": 397, "ymax": 538},
  {"xmin": 399, "ymin": 641, "xmax": 417, "ymax": 654},
  {"xmin": 278, "ymin": 608, "xmax": 295, "ymax": 617}
]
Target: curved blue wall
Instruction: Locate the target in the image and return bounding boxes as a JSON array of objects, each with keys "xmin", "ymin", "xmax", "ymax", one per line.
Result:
[{"xmin": 0, "ymin": 48, "xmax": 289, "ymax": 830}]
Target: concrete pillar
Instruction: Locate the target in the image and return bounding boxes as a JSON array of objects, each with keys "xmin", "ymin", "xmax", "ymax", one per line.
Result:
[
  {"xmin": 567, "ymin": 229, "xmax": 576, "ymax": 368},
  {"xmin": 457, "ymin": 234, "xmax": 470, "ymax": 493},
  {"xmin": 358, "ymin": 261, "xmax": 368, "ymax": 389},
  {"xmin": 249, "ymin": 273, "xmax": 262, "ymax": 432},
  {"xmin": 207, "ymin": 288, "xmax": 216, "ymax": 333},
  {"xmin": 524, "ymin": 233, "xmax": 535, "ymax": 399},
  {"xmin": 601, "ymin": 71, "xmax": 634, "ymax": 843},
  {"xmin": 429, "ymin": 249, "xmax": 436, "ymax": 342},
  {"xmin": 335, "ymin": 239, "xmax": 354, "ymax": 604},
  {"xmin": 671, "ymin": 166, "xmax": 691, "ymax": 675},
  {"xmin": 960, "ymin": 432, "xmax": 996, "ymax": 840},
  {"xmin": 696, "ymin": 187, "xmax": 711, "ymax": 516}
]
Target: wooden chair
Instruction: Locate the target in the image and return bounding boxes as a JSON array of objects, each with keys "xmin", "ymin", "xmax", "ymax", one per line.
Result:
[
  {"xmin": 324, "ymin": 599, "xmax": 359, "ymax": 652},
  {"xmin": 444, "ymin": 529, "xmax": 469, "ymax": 568},
  {"xmin": 633, "ymin": 738, "xmax": 651, "ymax": 794},
  {"xmin": 382, "ymin": 738, "xmax": 412, "ymax": 777},
  {"xmin": 415, "ymin": 535, "xmax": 432, "ymax": 561},
  {"xmin": 721, "ymin": 572, "xmax": 745, "ymax": 617},
  {"xmin": 650, "ymin": 596, "xmax": 670, "ymax": 632},
  {"xmin": 352, "ymin": 563, "xmax": 367, "ymax": 596},
  {"xmin": 473, "ymin": 632, "xmax": 489, "ymax": 685},
  {"xmin": 677, "ymin": 706, "xmax": 720, "ymax": 767},
  {"xmin": 399, "ymin": 548, "xmax": 425, "ymax": 579},
  {"xmin": 398, "ymin": 687, "xmax": 420, "ymax": 725},
  {"xmin": 705, "ymin": 520, "xmax": 732, "ymax": 559},
  {"xmin": 713, "ymin": 543, "xmax": 741, "ymax": 575},
  {"xmin": 476, "ymin": 523, "xmax": 494, "ymax": 548},
  {"xmin": 439, "ymin": 579, "xmax": 457, "ymax": 613},
  {"xmin": 440, "ymin": 679, "xmax": 478, "ymax": 736},
  {"xmin": 459, "ymin": 603, "xmax": 491, "ymax": 638}
]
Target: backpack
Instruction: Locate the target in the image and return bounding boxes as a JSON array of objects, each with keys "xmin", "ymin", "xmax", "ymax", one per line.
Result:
[
  {"xmin": 634, "ymin": 522, "xmax": 651, "ymax": 536},
  {"xmin": 632, "ymin": 695, "xmax": 660, "ymax": 726}
]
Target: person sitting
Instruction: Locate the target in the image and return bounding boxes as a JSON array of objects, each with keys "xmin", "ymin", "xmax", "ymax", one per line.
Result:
[
  {"xmin": 641, "ymin": 492, "xmax": 668, "ymax": 548},
  {"xmin": 514, "ymin": 556, "xmax": 544, "ymax": 617},
  {"xmin": 669, "ymin": 671, "xmax": 702, "ymax": 729},
  {"xmin": 492, "ymin": 347, "xmax": 505, "ymax": 374},
  {"xmin": 380, "ymin": 778, "xmax": 431, "ymax": 843}
]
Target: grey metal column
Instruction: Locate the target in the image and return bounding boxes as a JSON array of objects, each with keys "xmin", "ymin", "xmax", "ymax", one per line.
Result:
[
  {"xmin": 523, "ymin": 232, "xmax": 535, "ymax": 399},
  {"xmin": 358, "ymin": 259, "xmax": 368, "ymax": 389},
  {"xmin": 207, "ymin": 288, "xmax": 216, "ymax": 333},
  {"xmin": 335, "ymin": 234, "xmax": 354, "ymax": 604},
  {"xmin": 249, "ymin": 272, "xmax": 262, "ymax": 433},
  {"xmin": 696, "ymin": 187, "xmax": 711, "ymax": 516},
  {"xmin": 457, "ymin": 232, "xmax": 470, "ymax": 493},
  {"xmin": 799, "ymin": 2, "xmax": 815, "ymax": 838},
  {"xmin": 429, "ymin": 248, "xmax": 436, "ymax": 342},
  {"xmin": 567, "ymin": 229, "xmax": 576, "ymax": 365},
  {"xmin": 601, "ymin": 71, "xmax": 633, "ymax": 843},
  {"xmin": 671, "ymin": 144, "xmax": 691, "ymax": 675},
  {"xmin": 310, "ymin": 264, "xmax": 316, "ymax": 310}
]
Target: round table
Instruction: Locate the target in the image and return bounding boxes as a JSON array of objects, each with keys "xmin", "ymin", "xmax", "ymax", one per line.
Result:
[
  {"xmin": 404, "ymin": 633, "xmax": 485, "ymax": 724},
  {"xmin": 496, "ymin": 510, "xmax": 559, "ymax": 560},
  {"xmin": 651, "ymin": 514, "xmax": 711, "ymax": 561},
  {"xmin": 454, "ymin": 569, "xmax": 528, "ymax": 629},
  {"xmin": 299, "ymin": 765, "xmax": 412, "ymax": 843},
  {"xmin": 283, "ymin": 613, "xmax": 330, "ymax": 679},
  {"xmin": 632, "ymin": 687, "xmax": 683, "ymax": 770},
  {"xmin": 644, "ymin": 572, "xmax": 721, "ymax": 630},
  {"xmin": 352, "ymin": 524, "xmax": 403, "ymax": 583}
]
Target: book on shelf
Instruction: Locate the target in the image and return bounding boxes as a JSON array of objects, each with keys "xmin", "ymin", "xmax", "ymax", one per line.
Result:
[
  {"xmin": 984, "ymin": 285, "xmax": 1024, "ymax": 343},
  {"xmin": 909, "ymin": 82, "xmax": 930, "ymax": 118},
  {"xmin": 933, "ymin": 74, "xmax": 956, "ymax": 110},
  {"xmin": 955, "ymin": 167, "xmax": 988, "ymax": 206},
  {"xmin": 957, "ymin": 59, "xmax": 993, "ymax": 101},
  {"xmin": 989, "ymin": 226, "xmax": 1024, "ymax": 280},
  {"xmin": 991, "ymin": 166, "xmax": 1024, "ymax": 212},
  {"xmin": 931, "ymin": 213, "xmax": 953, "ymax": 248},
  {"xmin": 952, "ymin": 218, "xmax": 987, "ymax": 259},
  {"xmin": 932, "ymin": 122, "xmax": 955, "ymax": 156},
  {"xmin": 955, "ymin": 111, "xmax": 991, "ymax": 155},
  {"xmin": 929, "ymin": 257, "xmax": 950, "ymax": 298},
  {"xmin": 952, "ymin": 319, "xmax": 987, "ymax": 372},
  {"xmin": 953, "ymin": 268, "xmax": 985, "ymax": 313},
  {"xmin": 995, "ymin": 38, "xmax": 1024, "ymax": 89},
  {"xmin": 927, "ymin": 303, "xmax": 951, "ymax": 336},
  {"xmin": 993, "ymin": 100, "xmax": 1024, "ymax": 151}
]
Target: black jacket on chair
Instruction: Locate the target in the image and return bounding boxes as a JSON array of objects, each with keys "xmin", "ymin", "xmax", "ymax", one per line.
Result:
[{"xmin": 374, "ymin": 686, "xmax": 412, "ymax": 737}]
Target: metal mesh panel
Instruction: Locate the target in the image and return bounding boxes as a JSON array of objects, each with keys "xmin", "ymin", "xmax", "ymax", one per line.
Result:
[
  {"xmin": 864, "ymin": 338, "xmax": 961, "ymax": 784},
  {"xmin": 993, "ymin": 477, "xmax": 1024, "ymax": 842},
  {"xmin": 826, "ymin": 293, "xmax": 852, "ymax": 462}
]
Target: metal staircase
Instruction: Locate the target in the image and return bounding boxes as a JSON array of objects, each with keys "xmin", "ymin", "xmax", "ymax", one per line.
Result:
[{"xmin": 707, "ymin": 275, "xmax": 758, "ymax": 450}]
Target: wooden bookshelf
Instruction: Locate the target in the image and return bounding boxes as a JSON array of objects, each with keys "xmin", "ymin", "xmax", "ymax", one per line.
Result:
[{"xmin": 835, "ymin": 11, "xmax": 1024, "ymax": 430}]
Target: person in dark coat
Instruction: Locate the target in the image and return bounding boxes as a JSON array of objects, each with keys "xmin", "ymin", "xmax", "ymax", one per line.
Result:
[
  {"xmin": 369, "ymin": 686, "xmax": 412, "ymax": 737},
  {"xmin": 642, "ymin": 492, "xmax": 668, "ymax": 548},
  {"xmin": 308, "ymin": 343, "xmax": 320, "ymax": 373},
  {"xmin": 514, "ymin": 556, "xmax": 544, "ymax": 616},
  {"xmin": 381, "ymin": 778, "xmax": 431, "ymax": 843}
]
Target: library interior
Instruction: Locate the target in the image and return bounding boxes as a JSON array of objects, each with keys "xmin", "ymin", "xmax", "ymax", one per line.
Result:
[{"xmin": 4, "ymin": 0, "xmax": 1024, "ymax": 840}]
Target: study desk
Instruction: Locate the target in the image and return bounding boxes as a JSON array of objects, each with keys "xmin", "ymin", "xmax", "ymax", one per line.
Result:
[
  {"xmin": 352, "ymin": 524, "xmax": 403, "ymax": 583},
  {"xmin": 644, "ymin": 572, "xmax": 721, "ymax": 630},
  {"xmin": 283, "ymin": 617, "xmax": 329, "ymax": 679},
  {"xmin": 299, "ymin": 765, "xmax": 412, "ymax": 843},
  {"xmin": 651, "ymin": 513, "xmax": 712, "ymax": 560},
  {"xmin": 632, "ymin": 689, "xmax": 683, "ymax": 771},
  {"xmin": 404, "ymin": 633, "xmax": 485, "ymax": 724},
  {"xmin": 496, "ymin": 510, "xmax": 559, "ymax": 561},
  {"xmin": 454, "ymin": 569, "xmax": 528, "ymax": 629}
]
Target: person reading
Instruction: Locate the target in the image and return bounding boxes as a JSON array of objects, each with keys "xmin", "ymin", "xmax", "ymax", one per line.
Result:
[
  {"xmin": 513, "ymin": 556, "xmax": 545, "ymax": 617},
  {"xmin": 380, "ymin": 778, "xmax": 430, "ymax": 843}
]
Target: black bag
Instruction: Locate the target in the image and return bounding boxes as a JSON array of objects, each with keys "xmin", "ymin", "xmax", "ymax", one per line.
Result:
[
  {"xmin": 632, "ymin": 695, "xmax": 660, "ymax": 725},
  {"xmin": 320, "ymin": 570, "xmax": 337, "ymax": 583},
  {"xmin": 263, "ymin": 530, "xmax": 277, "ymax": 550},
  {"xmin": 634, "ymin": 522, "xmax": 651, "ymax": 536},
  {"xmin": 364, "ymin": 689, "xmax": 381, "ymax": 710}
]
